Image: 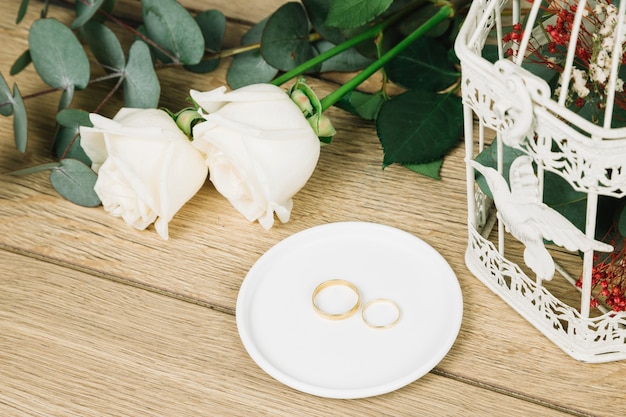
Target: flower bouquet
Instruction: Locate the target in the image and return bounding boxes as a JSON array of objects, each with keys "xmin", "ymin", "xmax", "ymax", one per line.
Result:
[{"xmin": 0, "ymin": 0, "xmax": 470, "ymax": 238}]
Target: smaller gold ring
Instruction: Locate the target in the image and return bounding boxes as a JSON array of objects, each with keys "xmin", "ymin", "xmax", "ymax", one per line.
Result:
[
  {"xmin": 361, "ymin": 298, "xmax": 401, "ymax": 329},
  {"xmin": 312, "ymin": 279, "xmax": 360, "ymax": 320}
]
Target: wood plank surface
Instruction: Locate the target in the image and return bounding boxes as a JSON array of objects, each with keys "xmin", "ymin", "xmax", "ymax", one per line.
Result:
[
  {"xmin": 0, "ymin": 250, "xmax": 577, "ymax": 416},
  {"xmin": 1, "ymin": 1, "xmax": 625, "ymax": 416}
]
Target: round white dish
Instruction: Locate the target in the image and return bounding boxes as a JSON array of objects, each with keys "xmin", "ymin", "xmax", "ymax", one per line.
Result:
[{"xmin": 236, "ymin": 222, "xmax": 463, "ymax": 399}]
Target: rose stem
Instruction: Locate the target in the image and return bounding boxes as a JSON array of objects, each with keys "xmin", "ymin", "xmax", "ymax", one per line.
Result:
[
  {"xmin": 270, "ymin": 1, "xmax": 426, "ymax": 87},
  {"xmin": 319, "ymin": 4, "xmax": 453, "ymax": 111}
]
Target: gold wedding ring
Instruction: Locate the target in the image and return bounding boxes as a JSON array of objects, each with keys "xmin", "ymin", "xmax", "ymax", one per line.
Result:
[
  {"xmin": 361, "ymin": 298, "xmax": 401, "ymax": 329},
  {"xmin": 312, "ymin": 279, "xmax": 361, "ymax": 320}
]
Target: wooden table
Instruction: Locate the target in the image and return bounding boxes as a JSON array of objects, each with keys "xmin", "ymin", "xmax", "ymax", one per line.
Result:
[{"xmin": 1, "ymin": 1, "xmax": 624, "ymax": 415}]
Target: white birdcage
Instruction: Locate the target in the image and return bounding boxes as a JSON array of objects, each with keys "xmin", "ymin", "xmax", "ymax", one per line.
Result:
[{"xmin": 455, "ymin": 0, "xmax": 626, "ymax": 362}]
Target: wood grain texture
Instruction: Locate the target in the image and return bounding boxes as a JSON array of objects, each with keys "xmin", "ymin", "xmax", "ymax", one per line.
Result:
[
  {"xmin": 1, "ymin": 1, "xmax": 625, "ymax": 416},
  {"xmin": 0, "ymin": 251, "xmax": 576, "ymax": 417}
]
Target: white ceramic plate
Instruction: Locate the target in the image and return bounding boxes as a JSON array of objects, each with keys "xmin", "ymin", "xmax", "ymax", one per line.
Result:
[{"xmin": 236, "ymin": 222, "xmax": 463, "ymax": 399}]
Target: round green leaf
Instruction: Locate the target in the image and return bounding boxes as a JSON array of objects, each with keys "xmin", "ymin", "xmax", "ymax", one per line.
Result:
[
  {"xmin": 185, "ymin": 10, "xmax": 226, "ymax": 73},
  {"xmin": 142, "ymin": 0, "xmax": 204, "ymax": 65},
  {"xmin": 227, "ymin": 18, "xmax": 278, "ymax": 88},
  {"xmin": 50, "ymin": 159, "xmax": 101, "ymax": 207},
  {"xmin": 54, "ymin": 109, "xmax": 93, "ymax": 164},
  {"xmin": 123, "ymin": 41, "xmax": 160, "ymax": 108},
  {"xmin": 81, "ymin": 21, "xmax": 126, "ymax": 71},
  {"xmin": 261, "ymin": 2, "xmax": 317, "ymax": 72},
  {"xmin": 385, "ymin": 37, "xmax": 459, "ymax": 91},
  {"xmin": 72, "ymin": 0, "xmax": 104, "ymax": 29},
  {"xmin": 12, "ymin": 84, "xmax": 27, "ymax": 153},
  {"xmin": 29, "ymin": 19, "xmax": 90, "ymax": 90},
  {"xmin": 376, "ymin": 90, "xmax": 462, "ymax": 167},
  {"xmin": 0, "ymin": 73, "xmax": 13, "ymax": 116}
]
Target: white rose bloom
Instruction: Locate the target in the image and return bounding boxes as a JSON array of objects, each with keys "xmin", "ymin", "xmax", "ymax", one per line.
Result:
[
  {"xmin": 190, "ymin": 84, "xmax": 321, "ymax": 229},
  {"xmin": 80, "ymin": 108, "xmax": 208, "ymax": 239}
]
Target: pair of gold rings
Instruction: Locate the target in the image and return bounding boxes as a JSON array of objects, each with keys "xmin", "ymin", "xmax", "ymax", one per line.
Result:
[{"xmin": 311, "ymin": 279, "xmax": 401, "ymax": 329}]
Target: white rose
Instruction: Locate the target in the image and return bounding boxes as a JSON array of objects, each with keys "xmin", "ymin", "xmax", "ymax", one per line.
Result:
[
  {"xmin": 190, "ymin": 84, "xmax": 321, "ymax": 229},
  {"xmin": 79, "ymin": 108, "xmax": 208, "ymax": 239}
]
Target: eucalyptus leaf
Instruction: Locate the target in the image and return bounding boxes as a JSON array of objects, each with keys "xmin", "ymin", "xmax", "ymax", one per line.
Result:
[
  {"xmin": 376, "ymin": 90, "xmax": 462, "ymax": 167},
  {"xmin": 82, "ymin": 21, "xmax": 126, "ymax": 71},
  {"xmin": 59, "ymin": 85, "xmax": 75, "ymax": 111},
  {"xmin": 72, "ymin": 0, "xmax": 104, "ymax": 29},
  {"xmin": 185, "ymin": 10, "xmax": 226, "ymax": 73},
  {"xmin": 326, "ymin": 0, "xmax": 393, "ymax": 29},
  {"xmin": 54, "ymin": 109, "xmax": 93, "ymax": 164},
  {"xmin": 12, "ymin": 84, "xmax": 27, "ymax": 153},
  {"xmin": 123, "ymin": 41, "xmax": 160, "ymax": 108},
  {"xmin": 16, "ymin": 0, "xmax": 29, "ymax": 24},
  {"xmin": 0, "ymin": 73, "xmax": 13, "ymax": 116},
  {"xmin": 9, "ymin": 162, "xmax": 61, "ymax": 176},
  {"xmin": 301, "ymin": 0, "xmax": 345, "ymax": 44},
  {"xmin": 227, "ymin": 18, "xmax": 278, "ymax": 88},
  {"xmin": 316, "ymin": 40, "xmax": 372, "ymax": 72},
  {"xmin": 385, "ymin": 37, "xmax": 459, "ymax": 91},
  {"xmin": 10, "ymin": 49, "xmax": 32, "ymax": 76},
  {"xmin": 142, "ymin": 0, "xmax": 204, "ymax": 65},
  {"xmin": 404, "ymin": 159, "xmax": 443, "ymax": 179},
  {"xmin": 335, "ymin": 90, "xmax": 384, "ymax": 120},
  {"xmin": 50, "ymin": 159, "xmax": 101, "ymax": 207},
  {"xmin": 261, "ymin": 2, "xmax": 318, "ymax": 72},
  {"xmin": 29, "ymin": 18, "xmax": 90, "ymax": 90}
]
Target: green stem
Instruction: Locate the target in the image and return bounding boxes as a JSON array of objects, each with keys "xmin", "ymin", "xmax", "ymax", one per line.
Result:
[
  {"xmin": 320, "ymin": 4, "xmax": 453, "ymax": 111},
  {"xmin": 270, "ymin": 2, "xmax": 424, "ymax": 87}
]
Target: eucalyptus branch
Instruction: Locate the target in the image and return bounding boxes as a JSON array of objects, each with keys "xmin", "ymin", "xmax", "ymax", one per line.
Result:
[{"xmin": 203, "ymin": 33, "xmax": 322, "ymax": 61}]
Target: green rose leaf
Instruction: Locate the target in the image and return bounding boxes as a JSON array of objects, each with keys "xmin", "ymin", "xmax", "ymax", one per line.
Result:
[
  {"xmin": 54, "ymin": 109, "xmax": 93, "ymax": 165},
  {"xmin": 261, "ymin": 2, "xmax": 318, "ymax": 72},
  {"xmin": 326, "ymin": 0, "xmax": 393, "ymax": 29},
  {"xmin": 10, "ymin": 50, "xmax": 32, "ymax": 76},
  {"xmin": 404, "ymin": 159, "xmax": 444, "ymax": 180},
  {"xmin": 50, "ymin": 159, "xmax": 101, "ymax": 207},
  {"xmin": 81, "ymin": 21, "xmax": 126, "ymax": 71},
  {"xmin": 142, "ymin": 0, "xmax": 204, "ymax": 65},
  {"xmin": 385, "ymin": 37, "xmax": 459, "ymax": 91},
  {"xmin": 227, "ymin": 18, "xmax": 278, "ymax": 88},
  {"xmin": 29, "ymin": 19, "xmax": 90, "ymax": 91},
  {"xmin": 72, "ymin": 0, "xmax": 104, "ymax": 29},
  {"xmin": 376, "ymin": 90, "xmax": 462, "ymax": 167},
  {"xmin": 123, "ymin": 41, "xmax": 160, "ymax": 108},
  {"xmin": 335, "ymin": 90, "xmax": 384, "ymax": 120},
  {"xmin": 185, "ymin": 10, "xmax": 226, "ymax": 73},
  {"xmin": 619, "ymin": 206, "xmax": 626, "ymax": 237},
  {"xmin": 12, "ymin": 84, "xmax": 28, "ymax": 153},
  {"xmin": 0, "ymin": 73, "xmax": 14, "ymax": 116}
]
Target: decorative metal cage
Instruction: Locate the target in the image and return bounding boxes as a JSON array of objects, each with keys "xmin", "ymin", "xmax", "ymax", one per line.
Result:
[{"xmin": 455, "ymin": 0, "xmax": 626, "ymax": 362}]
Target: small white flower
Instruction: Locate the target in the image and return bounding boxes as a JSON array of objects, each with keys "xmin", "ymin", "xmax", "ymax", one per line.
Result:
[{"xmin": 572, "ymin": 69, "xmax": 590, "ymax": 98}]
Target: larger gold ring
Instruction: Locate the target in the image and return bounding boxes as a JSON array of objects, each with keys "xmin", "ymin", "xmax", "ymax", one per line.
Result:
[
  {"xmin": 312, "ymin": 279, "xmax": 361, "ymax": 320},
  {"xmin": 361, "ymin": 298, "xmax": 401, "ymax": 329}
]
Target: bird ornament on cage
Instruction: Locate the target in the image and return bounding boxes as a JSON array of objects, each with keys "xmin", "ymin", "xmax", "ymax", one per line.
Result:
[{"xmin": 469, "ymin": 156, "xmax": 613, "ymax": 283}]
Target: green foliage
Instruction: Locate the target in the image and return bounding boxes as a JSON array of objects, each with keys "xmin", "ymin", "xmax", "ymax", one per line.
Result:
[
  {"xmin": 29, "ymin": 18, "xmax": 90, "ymax": 93},
  {"xmin": 376, "ymin": 90, "xmax": 463, "ymax": 167},
  {"xmin": 261, "ymin": 2, "xmax": 318, "ymax": 72},
  {"xmin": 2, "ymin": 0, "xmax": 467, "ymax": 207},
  {"xmin": 49, "ymin": 159, "xmax": 101, "ymax": 207},
  {"xmin": 142, "ymin": 0, "xmax": 204, "ymax": 65},
  {"xmin": 326, "ymin": 0, "xmax": 393, "ymax": 29},
  {"xmin": 124, "ymin": 41, "xmax": 160, "ymax": 108}
]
